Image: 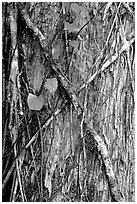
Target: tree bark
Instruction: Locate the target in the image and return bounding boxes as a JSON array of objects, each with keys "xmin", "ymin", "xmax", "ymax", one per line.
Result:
[{"xmin": 2, "ymin": 2, "xmax": 135, "ymax": 202}]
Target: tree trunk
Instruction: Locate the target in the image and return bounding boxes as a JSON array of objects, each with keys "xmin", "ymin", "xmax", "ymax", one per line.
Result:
[{"xmin": 2, "ymin": 2, "xmax": 135, "ymax": 202}]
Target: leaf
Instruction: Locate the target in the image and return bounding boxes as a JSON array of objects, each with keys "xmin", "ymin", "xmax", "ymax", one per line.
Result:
[
  {"xmin": 75, "ymin": 61, "xmax": 83, "ymax": 70},
  {"xmin": 27, "ymin": 93, "xmax": 45, "ymax": 110},
  {"xmin": 44, "ymin": 170, "xmax": 52, "ymax": 197},
  {"xmin": 33, "ymin": 60, "xmax": 45, "ymax": 93},
  {"xmin": 52, "ymin": 43, "xmax": 61, "ymax": 59},
  {"xmin": 69, "ymin": 40, "xmax": 79, "ymax": 51},
  {"xmin": 71, "ymin": 3, "xmax": 81, "ymax": 13},
  {"xmin": 44, "ymin": 78, "xmax": 58, "ymax": 94},
  {"xmin": 64, "ymin": 21, "xmax": 77, "ymax": 33},
  {"xmin": 79, "ymin": 70, "xmax": 87, "ymax": 80},
  {"xmin": 62, "ymin": 2, "xmax": 70, "ymax": 10}
]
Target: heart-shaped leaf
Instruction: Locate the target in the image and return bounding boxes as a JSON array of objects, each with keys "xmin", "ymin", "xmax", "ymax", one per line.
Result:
[
  {"xmin": 44, "ymin": 78, "xmax": 58, "ymax": 94},
  {"xmin": 27, "ymin": 93, "xmax": 45, "ymax": 110}
]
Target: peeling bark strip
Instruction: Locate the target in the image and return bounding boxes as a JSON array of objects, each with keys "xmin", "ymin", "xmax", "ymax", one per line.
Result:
[
  {"xmin": 85, "ymin": 121, "xmax": 124, "ymax": 202},
  {"xmin": 17, "ymin": 3, "xmax": 48, "ymax": 52}
]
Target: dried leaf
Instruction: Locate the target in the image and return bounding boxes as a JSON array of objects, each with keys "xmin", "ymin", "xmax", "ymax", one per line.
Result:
[
  {"xmin": 64, "ymin": 21, "xmax": 77, "ymax": 33},
  {"xmin": 75, "ymin": 61, "xmax": 83, "ymax": 70},
  {"xmin": 33, "ymin": 60, "xmax": 45, "ymax": 93},
  {"xmin": 44, "ymin": 78, "xmax": 58, "ymax": 94},
  {"xmin": 71, "ymin": 3, "xmax": 81, "ymax": 13},
  {"xmin": 27, "ymin": 93, "xmax": 45, "ymax": 110},
  {"xmin": 52, "ymin": 44, "xmax": 61, "ymax": 59},
  {"xmin": 69, "ymin": 40, "xmax": 79, "ymax": 51},
  {"xmin": 62, "ymin": 2, "xmax": 70, "ymax": 10},
  {"xmin": 44, "ymin": 170, "xmax": 52, "ymax": 197},
  {"xmin": 79, "ymin": 70, "xmax": 87, "ymax": 80}
]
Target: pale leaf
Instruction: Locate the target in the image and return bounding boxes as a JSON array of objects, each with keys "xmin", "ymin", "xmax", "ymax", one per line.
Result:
[
  {"xmin": 64, "ymin": 21, "xmax": 77, "ymax": 33},
  {"xmin": 44, "ymin": 78, "xmax": 58, "ymax": 94},
  {"xmin": 79, "ymin": 70, "xmax": 87, "ymax": 80},
  {"xmin": 27, "ymin": 93, "xmax": 45, "ymax": 111},
  {"xmin": 52, "ymin": 44, "xmax": 61, "ymax": 59},
  {"xmin": 71, "ymin": 3, "xmax": 81, "ymax": 13},
  {"xmin": 44, "ymin": 170, "xmax": 52, "ymax": 197},
  {"xmin": 62, "ymin": 2, "xmax": 70, "ymax": 10},
  {"xmin": 69, "ymin": 40, "xmax": 79, "ymax": 51},
  {"xmin": 33, "ymin": 61, "xmax": 45, "ymax": 93}
]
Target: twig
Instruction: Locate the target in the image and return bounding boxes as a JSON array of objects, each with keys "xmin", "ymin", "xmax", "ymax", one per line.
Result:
[
  {"xmin": 70, "ymin": 104, "xmax": 74, "ymax": 155},
  {"xmin": 25, "ymin": 105, "xmax": 65, "ymax": 149},
  {"xmin": 10, "ymin": 173, "xmax": 18, "ymax": 201},
  {"xmin": 84, "ymin": 120, "xmax": 124, "ymax": 201},
  {"xmin": 36, "ymin": 112, "xmax": 44, "ymax": 198},
  {"xmin": 122, "ymin": 2, "xmax": 134, "ymax": 15},
  {"xmin": 50, "ymin": 50, "xmax": 126, "ymax": 202},
  {"xmin": 62, "ymin": 4, "xmax": 69, "ymax": 61},
  {"xmin": 80, "ymin": 83, "xmax": 88, "ymax": 166},
  {"xmin": 9, "ymin": 6, "xmax": 25, "ymax": 201},
  {"xmin": 2, "ymin": 102, "xmax": 67, "ymax": 190},
  {"xmin": 17, "ymin": 3, "xmax": 48, "ymax": 53},
  {"xmin": 12, "ymin": 126, "xmax": 25, "ymax": 202},
  {"xmin": 64, "ymin": 3, "xmax": 107, "ymax": 77},
  {"xmin": 105, "ymin": 3, "xmax": 121, "ymax": 48},
  {"xmin": 119, "ymin": 17, "xmax": 134, "ymax": 92},
  {"xmin": 79, "ymin": 37, "xmax": 135, "ymax": 92},
  {"xmin": 2, "ymin": 162, "xmax": 15, "ymax": 190},
  {"xmin": 76, "ymin": 3, "xmax": 107, "ymax": 39},
  {"xmin": 24, "ymin": 115, "xmax": 41, "ymax": 194}
]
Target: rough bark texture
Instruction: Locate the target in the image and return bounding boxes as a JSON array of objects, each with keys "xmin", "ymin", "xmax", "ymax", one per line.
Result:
[{"xmin": 2, "ymin": 2, "xmax": 135, "ymax": 202}]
